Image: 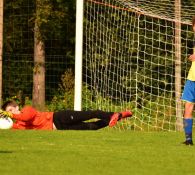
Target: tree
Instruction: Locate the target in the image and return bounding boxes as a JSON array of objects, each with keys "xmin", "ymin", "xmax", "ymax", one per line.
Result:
[
  {"xmin": 3, "ymin": 0, "xmax": 76, "ymax": 108},
  {"xmin": 32, "ymin": 0, "xmax": 76, "ymax": 109},
  {"xmin": 33, "ymin": 0, "xmax": 46, "ymax": 110}
]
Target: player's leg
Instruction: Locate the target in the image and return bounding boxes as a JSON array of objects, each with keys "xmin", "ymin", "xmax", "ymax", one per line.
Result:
[
  {"xmin": 183, "ymin": 102, "xmax": 194, "ymax": 145},
  {"xmin": 53, "ymin": 110, "xmax": 113, "ymax": 124},
  {"xmin": 53, "ymin": 110, "xmax": 113, "ymax": 129},
  {"xmin": 56, "ymin": 120, "xmax": 108, "ymax": 130},
  {"xmin": 53, "ymin": 110, "xmax": 132, "ymax": 129},
  {"xmin": 181, "ymin": 80, "xmax": 195, "ymax": 145}
]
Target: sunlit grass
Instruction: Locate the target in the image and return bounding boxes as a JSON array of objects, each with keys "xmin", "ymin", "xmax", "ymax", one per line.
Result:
[{"xmin": 0, "ymin": 130, "xmax": 194, "ymax": 175}]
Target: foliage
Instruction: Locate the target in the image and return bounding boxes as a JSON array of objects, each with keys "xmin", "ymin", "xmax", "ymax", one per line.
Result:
[
  {"xmin": 47, "ymin": 68, "xmax": 75, "ymax": 111},
  {"xmin": 3, "ymin": 0, "xmax": 76, "ymax": 100}
]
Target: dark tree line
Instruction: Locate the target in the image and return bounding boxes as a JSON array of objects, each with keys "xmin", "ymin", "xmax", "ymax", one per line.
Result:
[
  {"xmin": 2, "ymin": 0, "xmax": 195, "ymax": 113},
  {"xmin": 3, "ymin": 0, "xmax": 76, "ymax": 109}
]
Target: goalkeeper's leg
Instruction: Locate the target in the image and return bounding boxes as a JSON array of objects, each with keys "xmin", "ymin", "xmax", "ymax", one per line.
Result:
[
  {"xmin": 53, "ymin": 110, "xmax": 113, "ymax": 123},
  {"xmin": 55, "ymin": 120, "xmax": 108, "ymax": 130},
  {"xmin": 53, "ymin": 110, "xmax": 132, "ymax": 129}
]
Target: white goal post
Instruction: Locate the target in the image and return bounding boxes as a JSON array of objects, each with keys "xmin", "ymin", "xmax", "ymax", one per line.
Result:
[
  {"xmin": 74, "ymin": 0, "xmax": 84, "ymax": 111},
  {"xmin": 75, "ymin": 0, "xmax": 195, "ymax": 131}
]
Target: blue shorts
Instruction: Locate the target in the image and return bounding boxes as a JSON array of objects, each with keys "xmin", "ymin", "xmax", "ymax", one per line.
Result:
[{"xmin": 181, "ymin": 80, "xmax": 195, "ymax": 103}]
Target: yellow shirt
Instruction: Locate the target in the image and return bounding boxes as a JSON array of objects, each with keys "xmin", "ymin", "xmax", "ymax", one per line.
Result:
[
  {"xmin": 187, "ymin": 47, "xmax": 195, "ymax": 81},
  {"xmin": 187, "ymin": 61, "xmax": 195, "ymax": 81}
]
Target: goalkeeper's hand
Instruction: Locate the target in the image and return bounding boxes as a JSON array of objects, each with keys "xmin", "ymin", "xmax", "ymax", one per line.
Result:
[{"xmin": 0, "ymin": 110, "xmax": 13, "ymax": 118}]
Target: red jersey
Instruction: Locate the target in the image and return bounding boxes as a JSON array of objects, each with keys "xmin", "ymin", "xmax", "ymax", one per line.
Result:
[{"xmin": 12, "ymin": 106, "xmax": 54, "ymax": 130}]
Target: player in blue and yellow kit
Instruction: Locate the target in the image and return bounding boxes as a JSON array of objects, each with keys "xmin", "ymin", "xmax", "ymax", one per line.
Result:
[{"xmin": 181, "ymin": 16, "xmax": 195, "ymax": 145}]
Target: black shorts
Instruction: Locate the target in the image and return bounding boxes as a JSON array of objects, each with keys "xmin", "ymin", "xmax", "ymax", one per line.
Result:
[{"xmin": 53, "ymin": 110, "xmax": 113, "ymax": 130}]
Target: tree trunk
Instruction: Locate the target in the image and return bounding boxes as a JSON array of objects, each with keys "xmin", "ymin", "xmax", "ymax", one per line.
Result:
[{"xmin": 32, "ymin": 4, "xmax": 45, "ymax": 110}]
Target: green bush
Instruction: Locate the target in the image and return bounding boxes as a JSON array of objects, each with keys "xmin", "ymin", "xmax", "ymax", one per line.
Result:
[{"xmin": 47, "ymin": 68, "xmax": 74, "ymax": 111}]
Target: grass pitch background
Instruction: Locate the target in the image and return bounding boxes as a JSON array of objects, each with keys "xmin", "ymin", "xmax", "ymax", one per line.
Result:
[{"xmin": 0, "ymin": 130, "xmax": 195, "ymax": 175}]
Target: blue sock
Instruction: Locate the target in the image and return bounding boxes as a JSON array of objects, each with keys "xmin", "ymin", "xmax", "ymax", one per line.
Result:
[{"xmin": 184, "ymin": 118, "xmax": 193, "ymax": 141}]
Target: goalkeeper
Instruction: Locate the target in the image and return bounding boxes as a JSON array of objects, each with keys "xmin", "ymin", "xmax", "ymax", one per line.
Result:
[
  {"xmin": 0, "ymin": 100, "xmax": 132, "ymax": 130},
  {"xmin": 181, "ymin": 16, "xmax": 195, "ymax": 146}
]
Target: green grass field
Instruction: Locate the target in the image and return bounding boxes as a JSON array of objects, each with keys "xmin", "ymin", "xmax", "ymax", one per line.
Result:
[{"xmin": 0, "ymin": 130, "xmax": 195, "ymax": 175}]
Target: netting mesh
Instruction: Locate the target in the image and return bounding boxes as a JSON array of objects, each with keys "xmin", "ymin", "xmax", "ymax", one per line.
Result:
[
  {"xmin": 114, "ymin": 0, "xmax": 195, "ymax": 23},
  {"xmin": 83, "ymin": 0, "xmax": 195, "ymax": 131}
]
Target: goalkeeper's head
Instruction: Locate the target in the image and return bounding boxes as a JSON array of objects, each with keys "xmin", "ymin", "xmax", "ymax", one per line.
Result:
[{"xmin": 2, "ymin": 100, "xmax": 20, "ymax": 114}]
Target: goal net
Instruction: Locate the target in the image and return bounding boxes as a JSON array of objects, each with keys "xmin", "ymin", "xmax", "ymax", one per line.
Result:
[{"xmin": 82, "ymin": 0, "xmax": 195, "ymax": 131}]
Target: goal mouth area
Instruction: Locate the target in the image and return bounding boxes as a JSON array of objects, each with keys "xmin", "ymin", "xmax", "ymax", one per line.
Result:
[{"xmin": 81, "ymin": 0, "xmax": 194, "ymax": 131}]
